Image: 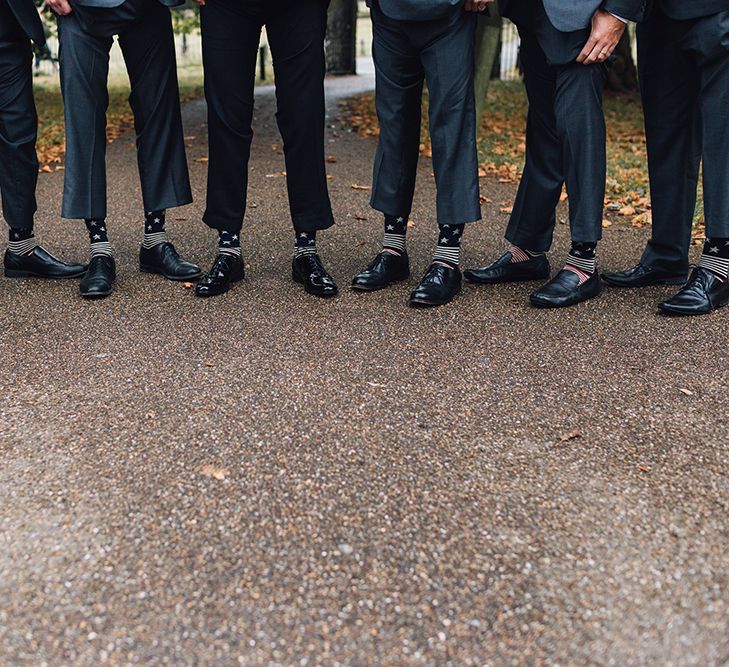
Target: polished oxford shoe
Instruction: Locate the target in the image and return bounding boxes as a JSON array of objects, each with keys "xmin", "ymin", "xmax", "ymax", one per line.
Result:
[
  {"xmin": 530, "ymin": 269, "xmax": 602, "ymax": 308},
  {"xmin": 352, "ymin": 251, "xmax": 410, "ymax": 291},
  {"xmin": 602, "ymin": 263, "xmax": 687, "ymax": 287},
  {"xmin": 79, "ymin": 255, "xmax": 116, "ymax": 299},
  {"xmin": 658, "ymin": 267, "xmax": 729, "ymax": 316},
  {"xmin": 195, "ymin": 253, "xmax": 245, "ymax": 298},
  {"xmin": 292, "ymin": 254, "xmax": 338, "ymax": 298},
  {"xmin": 140, "ymin": 242, "xmax": 202, "ymax": 281},
  {"xmin": 464, "ymin": 250, "xmax": 550, "ymax": 284},
  {"xmin": 409, "ymin": 262, "xmax": 462, "ymax": 307},
  {"xmin": 4, "ymin": 246, "xmax": 86, "ymax": 279}
]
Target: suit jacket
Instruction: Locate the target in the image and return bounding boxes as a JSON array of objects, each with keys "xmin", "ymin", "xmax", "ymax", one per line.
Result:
[
  {"xmin": 658, "ymin": 0, "xmax": 729, "ymax": 20},
  {"xmin": 544, "ymin": 0, "xmax": 646, "ymax": 31},
  {"xmin": 376, "ymin": 0, "xmax": 464, "ymax": 21},
  {"xmin": 74, "ymin": 0, "xmax": 183, "ymax": 6},
  {"xmin": 502, "ymin": 0, "xmax": 646, "ymax": 32},
  {"xmin": 5, "ymin": 0, "xmax": 45, "ymax": 44}
]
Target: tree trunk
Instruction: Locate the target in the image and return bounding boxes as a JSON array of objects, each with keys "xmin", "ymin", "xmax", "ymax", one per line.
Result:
[
  {"xmin": 474, "ymin": 7, "xmax": 503, "ymax": 121},
  {"xmin": 606, "ymin": 30, "xmax": 638, "ymax": 92},
  {"xmin": 326, "ymin": 0, "xmax": 358, "ymax": 75}
]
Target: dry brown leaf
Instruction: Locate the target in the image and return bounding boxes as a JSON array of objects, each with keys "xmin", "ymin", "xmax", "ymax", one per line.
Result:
[
  {"xmin": 182, "ymin": 282, "xmax": 194, "ymax": 289},
  {"xmin": 618, "ymin": 205, "xmax": 636, "ymax": 216},
  {"xmin": 558, "ymin": 430, "xmax": 582, "ymax": 444},
  {"xmin": 199, "ymin": 464, "xmax": 228, "ymax": 481},
  {"xmin": 351, "ymin": 184, "xmax": 371, "ymax": 191},
  {"xmin": 195, "ymin": 157, "xmax": 209, "ymax": 163}
]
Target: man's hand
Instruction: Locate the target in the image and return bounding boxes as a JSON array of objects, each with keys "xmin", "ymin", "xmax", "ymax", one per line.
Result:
[
  {"xmin": 464, "ymin": 0, "xmax": 494, "ymax": 12},
  {"xmin": 47, "ymin": 0, "xmax": 72, "ymax": 15},
  {"xmin": 576, "ymin": 9, "xmax": 626, "ymax": 65}
]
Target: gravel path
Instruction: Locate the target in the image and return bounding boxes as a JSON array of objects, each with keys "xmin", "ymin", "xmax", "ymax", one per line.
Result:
[{"xmin": 0, "ymin": 70, "xmax": 727, "ymax": 666}]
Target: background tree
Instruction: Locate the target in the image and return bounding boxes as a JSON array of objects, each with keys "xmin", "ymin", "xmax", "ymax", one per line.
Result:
[{"xmin": 326, "ymin": 0, "xmax": 358, "ymax": 75}]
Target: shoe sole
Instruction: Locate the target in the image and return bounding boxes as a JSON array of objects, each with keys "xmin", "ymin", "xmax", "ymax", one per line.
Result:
[
  {"xmin": 292, "ymin": 272, "xmax": 338, "ymax": 298},
  {"xmin": 351, "ymin": 275, "xmax": 410, "ymax": 292},
  {"xmin": 602, "ymin": 276, "xmax": 687, "ymax": 288},
  {"xmin": 530, "ymin": 288, "xmax": 603, "ymax": 309},
  {"xmin": 408, "ymin": 292, "xmax": 459, "ymax": 308},
  {"xmin": 80, "ymin": 288, "xmax": 113, "ymax": 299},
  {"xmin": 4, "ymin": 269, "xmax": 87, "ymax": 279},
  {"xmin": 658, "ymin": 298, "xmax": 728, "ymax": 317},
  {"xmin": 140, "ymin": 265, "xmax": 203, "ymax": 282}
]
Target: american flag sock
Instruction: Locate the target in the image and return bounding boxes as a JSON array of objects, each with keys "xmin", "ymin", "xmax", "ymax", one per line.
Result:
[
  {"xmin": 564, "ymin": 241, "xmax": 597, "ymax": 285},
  {"xmin": 383, "ymin": 213, "xmax": 408, "ymax": 255},
  {"xmin": 294, "ymin": 230, "xmax": 317, "ymax": 258},
  {"xmin": 432, "ymin": 224, "xmax": 464, "ymax": 268},
  {"xmin": 218, "ymin": 230, "xmax": 242, "ymax": 257},
  {"xmin": 699, "ymin": 238, "xmax": 729, "ymax": 281},
  {"xmin": 509, "ymin": 244, "xmax": 545, "ymax": 263},
  {"xmin": 85, "ymin": 218, "xmax": 113, "ymax": 258},
  {"xmin": 143, "ymin": 209, "xmax": 168, "ymax": 249},
  {"xmin": 7, "ymin": 227, "xmax": 38, "ymax": 256}
]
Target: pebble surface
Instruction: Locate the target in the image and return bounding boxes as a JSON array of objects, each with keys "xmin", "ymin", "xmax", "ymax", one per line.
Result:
[{"xmin": 0, "ymin": 73, "xmax": 727, "ymax": 666}]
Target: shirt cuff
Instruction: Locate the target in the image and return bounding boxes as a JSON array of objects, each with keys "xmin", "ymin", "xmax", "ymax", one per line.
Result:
[{"xmin": 610, "ymin": 13, "xmax": 628, "ymax": 22}]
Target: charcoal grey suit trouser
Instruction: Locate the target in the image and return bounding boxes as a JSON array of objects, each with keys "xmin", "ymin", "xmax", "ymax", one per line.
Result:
[
  {"xmin": 57, "ymin": 0, "xmax": 191, "ymax": 220},
  {"xmin": 370, "ymin": 4, "xmax": 481, "ymax": 226}
]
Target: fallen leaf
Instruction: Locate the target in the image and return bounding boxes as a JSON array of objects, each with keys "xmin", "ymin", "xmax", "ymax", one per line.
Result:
[
  {"xmin": 194, "ymin": 157, "xmax": 209, "ymax": 163},
  {"xmin": 678, "ymin": 388, "xmax": 694, "ymax": 396},
  {"xmin": 199, "ymin": 464, "xmax": 228, "ymax": 480},
  {"xmin": 618, "ymin": 205, "xmax": 636, "ymax": 216},
  {"xmin": 182, "ymin": 282, "xmax": 194, "ymax": 289},
  {"xmin": 351, "ymin": 183, "xmax": 371, "ymax": 191},
  {"xmin": 326, "ymin": 155, "xmax": 338, "ymax": 163},
  {"xmin": 266, "ymin": 171, "xmax": 287, "ymax": 178},
  {"xmin": 499, "ymin": 207, "xmax": 513, "ymax": 214},
  {"xmin": 558, "ymin": 430, "xmax": 582, "ymax": 444},
  {"xmin": 638, "ymin": 465, "xmax": 651, "ymax": 473}
]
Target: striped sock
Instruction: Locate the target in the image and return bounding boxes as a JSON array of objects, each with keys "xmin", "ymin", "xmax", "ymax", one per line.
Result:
[
  {"xmin": 218, "ymin": 230, "xmax": 242, "ymax": 257},
  {"xmin": 699, "ymin": 238, "xmax": 729, "ymax": 280},
  {"xmin": 564, "ymin": 241, "xmax": 596, "ymax": 285},
  {"xmin": 294, "ymin": 230, "xmax": 317, "ymax": 258},
  {"xmin": 8, "ymin": 227, "xmax": 38, "ymax": 255},
  {"xmin": 85, "ymin": 218, "xmax": 113, "ymax": 258},
  {"xmin": 142, "ymin": 209, "xmax": 168, "ymax": 249},
  {"xmin": 432, "ymin": 224, "xmax": 464, "ymax": 268},
  {"xmin": 383, "ymin": 213, "xmax": 408, "ymax": 255},
  {"xmin": 509, "ymin": 244, "xmax": 544, "ymax": 263}
]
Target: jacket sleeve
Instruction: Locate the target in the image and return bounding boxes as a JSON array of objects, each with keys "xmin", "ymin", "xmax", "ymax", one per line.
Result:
[{"xmin": 602, "ymin": 0, "xmax": 648, "ymax": 22}]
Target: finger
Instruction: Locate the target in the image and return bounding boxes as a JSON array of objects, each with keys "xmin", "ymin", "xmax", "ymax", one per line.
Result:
[
  {"xmin": 582, "ymin": 41, "xmax": 604, "ymax": 65},
  {"xmin": 576, "ymin": 36, "xmax": 598, "ymax": 63}
]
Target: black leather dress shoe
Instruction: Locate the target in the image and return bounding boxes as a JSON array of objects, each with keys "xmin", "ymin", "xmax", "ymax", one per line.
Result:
[
  {"xmin": 409, "ymin": 262, "xmax": 462, "ymax": 307},
  {"xmin": 464, "ymin": 251, "xmax": 550, "ymax": 284},
  {"xmin": 140, "ymin": 242, "xmax": 202, "ymax": 281},
  {"xmin": 195, "ymin": 254, "xmax": 245, "ymax": 298},
  {"xmin": 292, "ymin": 254, "xmax": 338, "ymax": 298},
  {"xmin": 352, "ymin": 251, "xmax": 410, "ymax": 291},
  {"xmin": 79, "ymin": 255, "xmax": 116, "ymax": 299},
  {"xmin": 658, "ymin": 267, "xmax": 729, "ymax": 316},
  {"xmin": 529, "ymin": 269, "xmax": 602, "ymax": 308},
  {"xmin": 602, "ymin": 263, "xmax": 687, "ymax": 287},
  {"xmin": 4, "ymin": 246, "xmax": 86, "ymax": 279}
]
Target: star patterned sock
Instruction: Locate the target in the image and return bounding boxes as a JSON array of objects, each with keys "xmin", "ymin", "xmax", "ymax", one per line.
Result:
[
  {"xmin": 85, "ymin": 218, "xmax": 113, "ymax": 258},
  {"xmin": 7, "ymin": 227, "xmax": 38, "ymax": 255},
  {"xmin": 218, "ymin": 230, "xmax": 242, "ymax": 257},
  {"xmin": 699, "ymin": 238, "xmax": 729, "ymax": 280},
  {"xmin": 383, "ymin": 213, "xmax": 408, "ymax": 255},
  {"xmin": 564, "ymin": 241, "xmax": 596, "ymax": 285},
  {"xmin": 509, "ymin": 244, "xmax": 544, "ymax": 263},
  {"xmin": 142, "ymin": 209, "xmax": 168, "ymax": 249},
  {"xmin": 432, "ymin": 224, "xmax": 464, "ymax": 268},
  {"xmin": 293, "ymin": 230, "xmax": 317, "ymax": 258}
]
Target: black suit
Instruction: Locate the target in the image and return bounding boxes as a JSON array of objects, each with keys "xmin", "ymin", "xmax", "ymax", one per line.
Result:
[
  {"xmin": 0, "ymin": 0, "xmax": 42, "ymax": 231},
  {"xmin": 638, "ymin": 1, "xmax": 729, "ymax": 271},
  {"xmin": 56, "ymin": 0, "xmax": 191, "ymax": 220},
  {"xmin": 199, "ymin": 0, "xmax": 335, "ymax": 235},
  {"xmin": 501, "ymin": 0, "xmax": 643, "ymax": 252}
]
